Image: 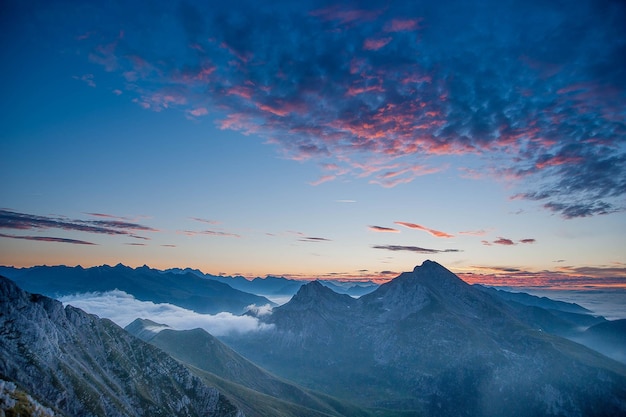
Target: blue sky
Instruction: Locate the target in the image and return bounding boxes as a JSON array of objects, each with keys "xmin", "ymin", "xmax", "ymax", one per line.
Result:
[{"xmin": 1, "ymin": 0, "xmax": 625, "ymax": 286}]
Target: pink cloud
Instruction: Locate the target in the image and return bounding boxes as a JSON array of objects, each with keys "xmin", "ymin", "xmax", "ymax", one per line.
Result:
[
  {"xmin": 309, "ymin": 5, "xmax": 382, "ymax": 25},
  {"xmin": 363, "ymin": 37, "xmax": 392, "ymax": 51},
  {"xmin": 458, "ymin": 229, "xmax": 488, "ymax": 236},
  {"xmin": 309, "ymin": 175, "xmax": 336, "ymax": 186},
  {"xmin": 385, "ymin": 18, "xmax": 423, "ymax": 32},
  {"xmin": 226, "ymin": 86, "xmax": 254, "ymax": 99},
  {"xmin": 187, "ymin": 107, "xmax": 209, "ymax": 117},
  {"xmin": 394, "ymin": 222, "xmax": 455, "ymax": 238}
]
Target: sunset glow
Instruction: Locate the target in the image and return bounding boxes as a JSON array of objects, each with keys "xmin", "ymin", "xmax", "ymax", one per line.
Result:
[{"xmin": 1, "ymin": 0, "xmax": 624, "ymax": 290}]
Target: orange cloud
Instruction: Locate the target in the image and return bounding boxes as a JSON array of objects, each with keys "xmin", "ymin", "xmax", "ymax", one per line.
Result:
[{"xmin": 394, "ymin": 221, "xmax": 454, "ymax": 238}]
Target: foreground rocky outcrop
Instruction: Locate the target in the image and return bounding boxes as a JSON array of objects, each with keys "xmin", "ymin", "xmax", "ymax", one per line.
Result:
[{"xmin": 0, "ymin": 275, "xmax": 244, "ymax": 417}]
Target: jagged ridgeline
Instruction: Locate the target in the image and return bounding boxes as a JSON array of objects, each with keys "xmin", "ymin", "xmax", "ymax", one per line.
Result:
[{"xmin": 223, "ymin": 260, "xmax": 626, "ymax": 417}]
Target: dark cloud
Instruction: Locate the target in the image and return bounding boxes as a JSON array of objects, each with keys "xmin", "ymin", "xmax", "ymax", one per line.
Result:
[
  {"xmin": 558, "ymin": 265, "xmax": 626, "ymax": 279},
  {"xmin": 493, "ymin": 237, "xmax": 515, "ymax": 246},
  {"xmin": 471, "ymin": 265, "xmax": 522, "ymax": 273},
  {"xmin": 300, "ymin": 237, "xmax": 332, "ymax": 242},
  {"xmin": 74, "ymin": 0, "xmax": 626, "ymax": 218},
  {"xmin": 0, "ymin": 232, "xmax": 95, "ymax": 245},
  {"xmin": 372, "ymin": 245, "xmax": 460, "ymax": 254},
  {"xmin": 368, "ymin": 225, "xmax": 400, "ymax": 233},
  {"xmin": 0, "ymin": 209, "xmax": 156, "ymax": 238},
  {"xmin": 86, "ymin": 220, "xmax": 158, "ymax": 232},
  {"xmin": 182, "ymin": 230, "xmax": 241, "ymax": 238},
  {"xmin": 483, "ymin": 237, "xmax": 536, "ymax": 246}
]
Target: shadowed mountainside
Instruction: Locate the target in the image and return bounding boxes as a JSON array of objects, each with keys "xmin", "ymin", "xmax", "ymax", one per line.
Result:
[
  {"xmin": 223, "ymin": 261, "xmax": 626, "ymax": 417},
  {"xmin": 126, "ymin": 318, "xmax": 372, "ymax": 417}
]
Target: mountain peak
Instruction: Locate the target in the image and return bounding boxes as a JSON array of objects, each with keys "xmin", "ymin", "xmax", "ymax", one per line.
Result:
[
  {"xmin": 281, "ymin": 280, "xmax": 356, "ymax": 312},
  {"xmin": 291, "ymin": 280, "xmax": 333, "ymax": 301},
  {"xmin": 408, "ymin": 260, "xmax": 467, "ymax": 288},
  {"xmin": 414, "ymin": 259, "xmax": 442, "ymax": 271}
]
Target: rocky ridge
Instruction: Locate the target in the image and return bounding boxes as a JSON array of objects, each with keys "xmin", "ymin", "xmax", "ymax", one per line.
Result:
[{"xmin": 0, "ymin": 275, "xmax": 244, "ymax": 417}]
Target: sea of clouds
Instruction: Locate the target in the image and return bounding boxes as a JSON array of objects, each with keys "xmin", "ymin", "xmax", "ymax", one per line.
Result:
[{"xmin": 59, "ymin": 290, "xmax": 274, "ymax": 336}]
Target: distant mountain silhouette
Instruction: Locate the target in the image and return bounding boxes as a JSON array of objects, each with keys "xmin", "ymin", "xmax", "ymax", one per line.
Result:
[
  {"xmin": 165, "ymin": 267, "xmax": 378, "ymax": 297},
  {"xmin": 2, "ymin": 264, "xmax": 273, "ymax": 314},
  {"xmin": 0, "ymin": 275, "xmax": 243, "ymax": 417},
  {"xmin": 224, "ymin": 260, "xmax": 626, "ymax": 416},
  {"xmin": 570, "ymin": 319, "xmax": 626, "ymax": 364}
]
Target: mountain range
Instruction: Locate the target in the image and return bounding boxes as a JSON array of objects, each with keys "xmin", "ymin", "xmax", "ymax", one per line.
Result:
[
  {"xmin": 0, "ymin": 264, "xmax": 273, "ymax": 314},
  {"xmin": 164, "ymin": 267, "xmax": 379, "ymax": 297},
  {"xmin": 223, "ymin": 261, "xmax": 626, "ymax": 416},
  {"xmin": 2, "ymin": 260, "xmax": 625, "ymax": 416}
]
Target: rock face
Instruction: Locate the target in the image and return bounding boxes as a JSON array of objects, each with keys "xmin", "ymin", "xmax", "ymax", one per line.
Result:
[
  {"xmin": 0, "ymin": 276, "xmax": 244, "ymax": 417},
  {"xmin": 224, "ymin": 261, "xmax": 626, "ymax": 417}
]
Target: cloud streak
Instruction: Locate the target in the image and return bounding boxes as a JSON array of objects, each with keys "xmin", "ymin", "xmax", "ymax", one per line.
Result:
[
  {"xmin": 394, "ymin": 222, "xmax": 454, "ymax": 238},
  {"xmin": 181, "ymin": 230, "xmax": 241, "ymax": 238},
  {"xmin": 299, "ymin": 236, "xmax": 332, "ymax": 242},
  {"xmin": 0, "ymin": 233, "xmax": 95, "ymax": 245},
  {"xmin": 483, "ymin": 237, "xmax": 537, "ymax": 246},
  {"xmin": 368, "ymin": 225, "xmax": 400, "ymax": 233},
  {"xmin": 0, "ymin": 209, "xmax": 157, "ymax": 240},
  {"xmin": 372, "ymin": 245, "xmax": 460, "ymax": 254}
]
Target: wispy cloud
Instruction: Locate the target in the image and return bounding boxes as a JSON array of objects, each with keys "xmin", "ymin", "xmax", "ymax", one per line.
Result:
[
  {"xmin": 484, "ymin": 237, "xmax": 537, "ymax": 246},
  {"xmin": 458, "ymin": 230, "xmax": 488, "ymax": 237},
  {"xmin": 300, "ymin": 236, "xmax": 332, "ymax": 242},
  {"xmin": 368, "ymin": 225, "xmax": 400, "ymax": 233},
  {"xmin": 189, "ymin": 217, "xmax": 220, "ymax": 225},
  {"xmin": 0, "ymin": 209, "xmax": 157, "ymax": 240},
  {"xmin": 394, "ymin": 222, "xmax": 454, "ymax": 238},
  {"xmin": 0, "ymin": 232, "xmax": 95, "ymax": 245},
  {"xmin": 309, "ymin": 175, "xmax": 336, "ymax": 186},
  {"xmin": 76, "ymin": 0, "xmax": 626, "ymax": 217},
  {"xmin": 181, "ymin": 230, "xmax": 241, "ymax": 238},
  {"xmin": 372, "ymin": 244, "xmax": 460, "ymax": 254}
]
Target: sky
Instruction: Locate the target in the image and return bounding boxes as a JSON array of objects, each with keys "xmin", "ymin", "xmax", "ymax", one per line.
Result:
[{"xmin": 1, "ymin": 0, "xmax": 625, "ymax": 288}]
